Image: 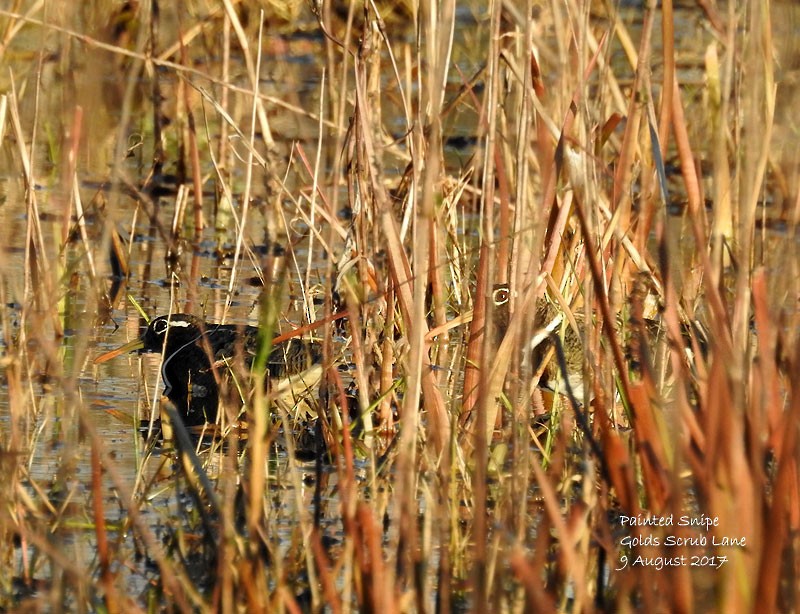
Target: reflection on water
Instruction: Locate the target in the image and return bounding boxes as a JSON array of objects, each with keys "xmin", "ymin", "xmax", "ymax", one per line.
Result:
[
  {"xmin": 1, "ymin": 0, "xmax": 799, "ymax": 609},
  {"xmin": 0, "ymin": 1, "xmax": 411, "ymax": 601}
]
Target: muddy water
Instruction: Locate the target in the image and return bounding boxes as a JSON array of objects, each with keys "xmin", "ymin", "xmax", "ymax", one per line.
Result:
[{"xmin": 1, "ymin": 0, "xmax": 800, "ymax": 607}]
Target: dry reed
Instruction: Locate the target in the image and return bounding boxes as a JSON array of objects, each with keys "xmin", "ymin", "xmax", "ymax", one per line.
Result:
[{"xmin": 0, "ymin": 0, "xmax": 798, "ymax": 611}]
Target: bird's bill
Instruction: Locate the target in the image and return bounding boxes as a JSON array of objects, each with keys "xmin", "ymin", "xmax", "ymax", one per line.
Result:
[{"xmin": 94, "ymin": 338, "xmax": 146, "ymax": 364}]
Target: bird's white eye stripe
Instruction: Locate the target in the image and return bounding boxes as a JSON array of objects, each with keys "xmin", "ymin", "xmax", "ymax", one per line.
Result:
[{"xmin": 154, "ymin": 318, "xmax": 192, "ymax": 335}]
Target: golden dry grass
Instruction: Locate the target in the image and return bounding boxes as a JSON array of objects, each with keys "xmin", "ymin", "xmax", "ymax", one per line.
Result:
[{"xmin": 0, "ymin": 0, "xmax": 799, "ymax": 611}]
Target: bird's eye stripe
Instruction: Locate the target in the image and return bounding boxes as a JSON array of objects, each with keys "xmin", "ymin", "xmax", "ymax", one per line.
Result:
[{"xmin": 153, "ymin": 318, "xmax": 192, "ymax": 334}]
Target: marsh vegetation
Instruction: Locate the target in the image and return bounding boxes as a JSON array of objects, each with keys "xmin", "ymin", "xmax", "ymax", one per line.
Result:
[{"xmin": 1, "ymin": 0, "xmax": 799, "ymax": 611}]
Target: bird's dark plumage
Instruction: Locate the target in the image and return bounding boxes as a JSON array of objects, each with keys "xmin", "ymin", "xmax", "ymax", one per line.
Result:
[{"xmin": 96, "ymin": 314, "xmax": 322, "ymax": 426}]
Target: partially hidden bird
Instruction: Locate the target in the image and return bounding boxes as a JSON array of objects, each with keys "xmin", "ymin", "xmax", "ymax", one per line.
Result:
[{"xmin": 95, "ymin": 314, "xmax": 323, "ymax": 427}]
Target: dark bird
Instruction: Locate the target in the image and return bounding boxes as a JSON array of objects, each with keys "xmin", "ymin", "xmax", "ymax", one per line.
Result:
[{"xmin": 95, "ymin": 314, "xmax": 323, "ymax": 427}]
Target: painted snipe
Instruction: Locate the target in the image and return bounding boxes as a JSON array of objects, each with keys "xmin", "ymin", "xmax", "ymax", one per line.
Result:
[{"xmin": 95, "ymin": 314, "xmax": 323, "ymax": 427}]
